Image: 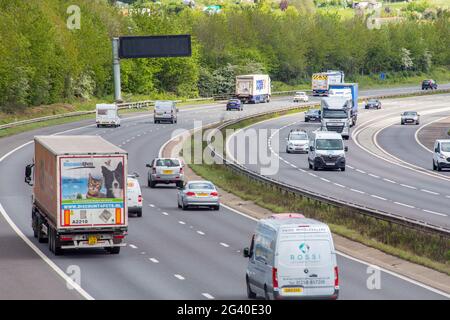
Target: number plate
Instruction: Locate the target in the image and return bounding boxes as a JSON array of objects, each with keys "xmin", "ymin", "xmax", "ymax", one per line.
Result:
[
  {"xmin": 283, "ymin": 287, "xmax": 303, "ymax": 293},
  {"xmin": 88, "ymin": 236, "xmax": 98, "ymax": 245},
  {"xmin": 197, "ymin": 193, "xmax": 209, "ymax": 197},
  {"xmin": 326, "ymin": 162, "xmax": 335, "ymax": 166},
  {"xmin": 163, "ymin": 170, "xmax": 173, "ymax": 174}
]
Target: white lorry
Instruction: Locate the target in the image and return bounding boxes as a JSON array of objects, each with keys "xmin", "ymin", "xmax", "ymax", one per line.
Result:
[
  {"xmin": 25, "ymin": 136, "xmax": 128, "ymax": 255},
  {"xmin": 235, "ymin": 74, "xmax": 271, "ymax": 104},
  {"xmin": 96, "ymin": 103, "xmax": 121, "ymax": 128},
  {"xmin": 320, "ymin": 97, "xmax": 353, "ymax": 140},
  {"xmin": 311, "ymin": 71, "xmax": 345, "ymax": 96}
]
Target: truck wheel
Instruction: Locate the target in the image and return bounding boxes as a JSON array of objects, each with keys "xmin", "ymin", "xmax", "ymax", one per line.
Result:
[
  {"xmin": 37, "ymin": 218, "xmax": 47, "ymax": 243},
  {"xmin": 50, "ymin": 228, "xmax": 62, "ymax": 255},
  {"xmin": 109, "ymin": 247, "xmax": 120, "ymax": 254},
  {"xmin": 32, "ymin": 214, "xmax": 38, "ymax": 238}
]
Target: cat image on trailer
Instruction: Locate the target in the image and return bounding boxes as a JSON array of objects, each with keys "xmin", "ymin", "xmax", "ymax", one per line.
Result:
[{"xmin": 86, "ymin": 173, "xmax": 106, "ymax": 198}]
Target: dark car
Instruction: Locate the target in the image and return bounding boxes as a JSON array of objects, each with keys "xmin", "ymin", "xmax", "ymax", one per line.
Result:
[
  {"xmin": 365, "ymin": 99, "xmax": 381, "ymax": 109},
  {"xmin": 422, "ymin": 79, "xmax": 437, "ymax": 90},
  {"xmin": 226, "ymin": 99, "xmax": 243, "ymax": 111},
  {"xmin": 304, "ymin": 109, "xmax": 321, "ymax": 122}
]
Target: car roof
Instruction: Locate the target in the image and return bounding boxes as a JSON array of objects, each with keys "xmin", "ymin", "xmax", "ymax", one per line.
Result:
[
  {"xmin": 403, "ymin": 111, "xmax": 417, "ymax": 113},
  {"xmin": 187, "ymin": 180, "xmax": 214, "ymax": 185}
]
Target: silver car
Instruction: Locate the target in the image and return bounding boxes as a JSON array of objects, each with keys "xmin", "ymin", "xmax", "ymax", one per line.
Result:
[
  {"xmin": 401, "ymin": 111, "xmax": 420, "ymax": 125},
  {"xmin": 147, "ymin": 158, "xmax": 184, "ymax": 188},
  {"xmin": 177, "ymin": 181, "xmax": 220, "ymax": 210}
]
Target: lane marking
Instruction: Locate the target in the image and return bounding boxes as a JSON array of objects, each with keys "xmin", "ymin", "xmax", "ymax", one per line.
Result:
[
  {"xmin": 178, "ymin": 221, "xmax": 186, "ymax": 225},
  {"xmin": 400, "ymin": 184, "xmax": 417, "ymax": 190},
  {"xmin": 149, "ymin": 204, "xmax": 155, "ymax": 208},
  {"xmin": 174, "ymin": 274, "xmax": 185, "ymax": 280},
  {"xmin": 220, "ymin": 242, "xmax": 230, "ymax": 248},
  {"xmin": 394, "ymin": 202, "xmax": 415, "ymax": 209},
  {"xmin": 202, "ymin": 293, "xmax": 215, "ymax": 299},
  {"xmin": 162, "ymin": 212, "xmax": 169, "ymax": 216},
  {"xmin": 320, "ymin": 178, "xmax": 330, "ymax": 183},
  {"xmin": 356, "ymin": 169, "xmax": 366, "ymax": 174},
  {"xmin": 421, "ymin": 189, "xmax": 439, "ymax": 195},
  {"xmin": 333, "ymin": 183, "xmax": 346, "ymax": 188},
  {"xmin": 149, "ymin": 258, "xmax": 159, "ymax": 263},
  {"xmin": 129, "ymin": 244, "xmax": 138, "ymax": 249},
  {"xmin": 422, "ymin": 209, "xmax": 447, "ymax": 217},
  {"xmin": 383, "ymin": 178, "xmax": 396, "ymax": 184},
  {"xmin": 350, "ymin": 189, "xmax": 365, "ymax": 194},
  {"xmin": 197, "ymin": 231, "xmax": 205, "ymax": 235},
  {"xmin": 369, "ymin": 174, "xmax": 380, "ymax": 178},
  {"xmin": 371, "ymin": 195, "xmax": 387, "ymax": 201}
]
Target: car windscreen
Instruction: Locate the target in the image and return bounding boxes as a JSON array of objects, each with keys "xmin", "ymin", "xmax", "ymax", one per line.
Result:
[
  {"xmin": 290, "ymin": 133, "xmax": 308, "ymax": 140},
  {"xmin": 322, "ymin": 109, "xmax": 347, "ymax": 119},
  {"xmin": 368, "ymin": 99, "xmax": 377, "ymax": 103},
  {"xmin": 403, "ymin": 112, "xmax": 417, "ymax": 116},
  {"xmin": 307, "ymin": 110, "xmax": 320, "ymax": 115},
  {"xmin": 316, "ymin": 139, "xmax": 343, "ymax": 150},
  {"xmin": 156, "ymin": 159, "xmax": 180, "ymax": 167},
  {"xmin": 441, "ymin": 142, "xmax": 450, "ymax": 152},
  {"xmin": 229, "ymin": 99, "xmax": 240, "ymax": 103},
  {"xmin": 188, "ymin": 183, "xmax": 214, "ymax": 190}
]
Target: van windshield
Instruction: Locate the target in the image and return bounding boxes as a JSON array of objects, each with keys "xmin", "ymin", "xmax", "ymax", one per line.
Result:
[
  {"xmin": 322, "ymin": 109, "xmax": 347, "ymax": 119},
  {"xmin": 316, "ymin": 139, "xmax": 343, "ymax": 150},
  {"xmin": 278, "ymin": 239, "xmax": 332, "ymax": 267},
  {"xmin": 441, "ymin": 142, "xmax": 450, "ymax": 152}
]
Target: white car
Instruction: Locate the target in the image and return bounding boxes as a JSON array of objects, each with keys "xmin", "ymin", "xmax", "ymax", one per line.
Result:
[
  {"xmin": 127, "ymin": 174, "xmax": 143, "ymax": 217},
  {"xmin": 433, "ymin": 139, "xmax": 450, "ymax": 171},
  {"xmin": 293, "ymin": 92, "xmax": 309, "ymax": 103},
  {"xmin": 286, "ymin": 129, "xmax": 309, "ymax": 153}
]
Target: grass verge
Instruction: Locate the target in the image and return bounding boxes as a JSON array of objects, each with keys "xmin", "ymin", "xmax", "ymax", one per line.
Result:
[{"xmin": 186, "ymin": 110, "xmax": 450, "ymax": 275}]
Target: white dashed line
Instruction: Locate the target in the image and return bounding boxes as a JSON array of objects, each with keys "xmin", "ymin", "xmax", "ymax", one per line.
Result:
[
  {"xmin": 178, "ymin": 221, "xmax": 186, "ymax": 225},
  {"xmin": 320, "ymin": 178, "xmax": 330, "ymax": 183},
  {"xmin": 422, "ymin": 209, "xmax": 447, "ymax": 217},
  {"xmin": 129, "ymin": 244, "xmax": 138, "ymax": 249},
  {"xmin": 371, "ymin": 195, "xmax": 387, "ymax": 201},
  {"xmin": 149, "ymin": 258, "xmax": 159, "ymax": 263},
  {"xmin": 421, "ymin": 189, "xmax": 439, "ymax": 195},
  {"xmin": 356, "ymin": 169, "xmax": 366, "ymax": 174},
  {"xmin": 333, "ymin": 183, "xmax": 346, "ymax": 188},
  {"xmin": 394, "ymin": 202, "xmax": 415, "ymax": 209},
  {"xmin": 383, "ymin": 178, "xmax": 396, "ymax": 184},
  {"xmin": 400, "ymin": 184, "xmax": 417, "ymax": 190},
  {"xmin": 350, "ymin": 189, "xmax": 365, "ymax": 194},
  {"xmin": 220, "ymin": 242, "xmax": 230, "ymax": 248},
  {"xmin": 149, "ymin": 204, "xmax": 155, "ymax": 208},
  {"xmin": 308, "ymin": 173, "xmax": 317, "ymax": 177},
  {"xmin": 369, "ymin": 174, "xmax": 380, "ymax": 178},
  {"xmin": 174, "ymin": 274, "xmax": 185, "ymax": 280},
  {"xmin": 202, "ymin": 293, "xmax": 215, "ymax": 299},
  {"xmin": 290, "ymin": 164, "xmax": 297, "ymax": 168},
  {"xmin": 347, "ymin": 165, "xmax": 354, "ymax": 169},
  {"xmin": 197, "ymin": 231, "xmax": 205, "ymax": 235},
  {"xmin": 162, "ymin": 211, "xmax": 169, "ymax": 216}
]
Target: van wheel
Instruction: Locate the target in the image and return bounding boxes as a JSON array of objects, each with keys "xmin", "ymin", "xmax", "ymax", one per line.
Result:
[
  {"xmin": 433, "ymin": 160, "xmax": 437, "ymax": 171},
  {"xmin": 136, "ymin": 208, "xmax": 142, "ymax": 218},
  {"xmin": 309, "ymin": 163, "xmax": 312, "ymax": 169},
  {"xmin": 264, "ymin": 286, "xmax": 271, "ymax": 300},
  {"xmin": 246, "ymin": 277, "xmax": 256, "ymax": 299},
  {"xmin": 313, "ymin": 164, "xmax": 318, "ymax": 171},
  {"xmin": 437, "ymin": 162, "xmax": 442, "ymax": 171}
]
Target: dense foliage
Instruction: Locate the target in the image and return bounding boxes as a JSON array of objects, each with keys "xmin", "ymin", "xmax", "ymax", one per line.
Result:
[{"xmin": 0, "ymin": 0, "xmax": 448, "ymax": 112}]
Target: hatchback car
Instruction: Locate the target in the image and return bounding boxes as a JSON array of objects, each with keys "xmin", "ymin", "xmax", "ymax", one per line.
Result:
[
  {"xmin": 226, "ymin": 99, "xmax": 243, "ymax": 111},
  {"xmin": 127, "ymin": 174, "xmax": 143, "ymax": 217},
  {"xmin": 400, "ymin": 111, "xmax": 420, "ymax": 125},
  {"xmin": 293, "ymin": 92, "xmax": 308, "ymax": 103},
  {"xmin": 147, "ymin": 158, "xmax": 184, "ymax": 188},
  {"xmin": 364, "ymin": 99, "xmax": 381, "ymax": 109},
  {"xmin": 422, "ymin": 79, "xmax": 437, "ymax": 90},
  {"xmin": 177, "ymin": 180, "xmax": 220, "ymax": 210},
  {"xmin": 433, "ymin": 139, "xmax": 450, "ymax": 171},
  {"xmin": 286, "ymin": 129, "xmax": 309, "ymax": 153},
  {"xmin": 304, "ymin": 109, "xmax": 321, "ymax": 122}
]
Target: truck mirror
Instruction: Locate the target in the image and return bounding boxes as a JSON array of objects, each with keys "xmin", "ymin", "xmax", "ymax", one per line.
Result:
[
  {"xmin": 243, "ymin": 247, "xmax": 250, "ymax": 258},
  {"xmin": 309, "ymin": 146, "xmax": 315, "ymax": 152},
  {"xmin": 146, "ymin": 164, "xmax": 151, "ymax": 168},
  {"xmin": 25, "ymin": 164, "xmax": 34, "ymax": 186},
  {"xmin": 344, "ymin": 146, "xmax": 348, "ymax": 152}
]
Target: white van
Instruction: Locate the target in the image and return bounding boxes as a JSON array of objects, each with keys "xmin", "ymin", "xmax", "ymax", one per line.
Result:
[
  {"xmin": 433, "ymin": 139, "xmax": 450, "ymax": 171},
  {"xmin": 308, "ymin": 130, "xmax": 347, "ymax": 171},
  {"xmin": 96, "ymin": 104, "xmax": 121, "ymax": 128},
  {"xmin": 154, "ymin": 100, "xmax": 178, "ymax": 124},
  {"xmin": 243, "ymin": 216, "xmax": 339, "ymax": 300},
  {"xmin": 127, "ymin": 174, "xmax": 143, "ymax": 217}
]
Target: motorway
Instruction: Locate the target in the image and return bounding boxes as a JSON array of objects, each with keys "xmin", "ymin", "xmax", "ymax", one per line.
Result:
[{"xmin": 0, "ymin": 85, "xmax": 449, "ymax": 299}]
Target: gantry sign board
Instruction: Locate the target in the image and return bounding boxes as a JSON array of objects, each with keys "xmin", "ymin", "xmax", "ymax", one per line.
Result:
[{"xmin": 118, "ymin": 35, "xmax": 192, "ymax": 59}]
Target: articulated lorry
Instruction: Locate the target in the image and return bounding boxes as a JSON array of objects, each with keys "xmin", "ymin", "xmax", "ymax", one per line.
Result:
[
  {"xmin": 311, "ymin": 70, "xmax": 345, "ymax": 96},
  {"xmin": 320, "ymin": 97, "xmax": 353, "ymax": 140},
  {"xmin": 328, "ymin": 83, "xmax": 358, "ymax": 126},
  {"xmin": 235, "ymin": 74, "xmax": 271, "ymax": 104},
  {"xmin": 26, "ymin": 136, "xmax": 128, "ymax": 255}
]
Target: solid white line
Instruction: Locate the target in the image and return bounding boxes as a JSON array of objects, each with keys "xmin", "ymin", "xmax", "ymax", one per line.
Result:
[
  {"xmin": 421, "ymin": 189, "xmax": 439, "ymax": 195},
  {"xmin": 333, "ymin": 183, "xmax": 346, "ymax": 188},
  {"xmin": 174, "ymin": 274, "xmax": 185, "ymax": 280},
  {"xmin": 400, "ymin": 184, "xmax": 417, "ymax": 190},
  {"xmin": 220, "ymin": 242, "xmax": 230, "ymax": 248},
  {"xmin": 422, "ymin": 209, "xmax": 447, "ymax": 217},
  {"xmin": 149, "ymin": 258, "xmax": 159, "ymax": 263},
  {"xmin": 371, "ymin": 195, "xmax": 387, "ymax": 201},
  {"xmin": 350, "ymin": 189, "xmax": 365, "ymax": 194},
  {"xmin": 0, "ymin": 204, "xmax": 94, "ymax": 300},
  {"xmin": 129, "ymin": 244, "xmax": 138, "ymax": 249},
  {"xmin": 202, "ymin": 293, "xmax": 215, "ymax": 299},
  {"xmin": 394, "ymin": 202, "xmax": 415, "ymax": 209}
]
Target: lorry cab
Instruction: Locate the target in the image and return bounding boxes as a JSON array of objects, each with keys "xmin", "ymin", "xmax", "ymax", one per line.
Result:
[
  {"xmin": 320, "ymin": 97, "xmax": 352, "ymax": 140},
  {"xmin": 243, "ymin": 217, "xmax": 339, "ymax": 300},
  {"xmin": 154, "ymin": 100, "xmax": 178, "ymax": 124},
  {"xmin": 308, "ymin": 131, "xmax": 347, "ymax": 171},
  {"xmin": 96, "ymin": 104, "xmax": 121, "ymax": 128}
]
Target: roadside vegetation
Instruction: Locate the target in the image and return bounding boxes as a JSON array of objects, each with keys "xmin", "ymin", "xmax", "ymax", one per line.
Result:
[
  {"xmin": 186, "ymin": 111, "xmax": 450, "ymax": 275},
  {"xmin": 0, "ymin": 0, "xmax": 449, "ymax": 119}
]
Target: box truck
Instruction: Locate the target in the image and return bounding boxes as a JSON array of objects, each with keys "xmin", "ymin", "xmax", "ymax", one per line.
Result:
[
  {"xmin": 328, "ymin": 83, "xmax": 358, "ymax": 126},
  {"xmin": 96, "ymin": 104, "xmax": 121, "ymax": 128},
  {"xmin": 25, "ymin": 136, "xmax": 128, "ymax": 255},
  {"xmin": 311, "ymin": 71, "xmax": 345, "ymax": 96},
  {"xmin": 235, "ymin": 74, "xmax": 271, "ymax": 104}
]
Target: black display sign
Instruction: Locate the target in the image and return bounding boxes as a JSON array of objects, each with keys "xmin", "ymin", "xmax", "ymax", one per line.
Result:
[{"xmin": 119, "ymin": 35, "xmax": 191, "ymax": 59}]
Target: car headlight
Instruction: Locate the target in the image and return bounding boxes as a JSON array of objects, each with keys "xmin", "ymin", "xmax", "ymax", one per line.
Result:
[{"xmin": 439, "ymin": 154, "xmax": 446, "ymax": 159}]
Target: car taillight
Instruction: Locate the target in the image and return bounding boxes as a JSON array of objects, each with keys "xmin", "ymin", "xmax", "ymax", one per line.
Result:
[
  {"xmin": 210, "ymin": 191, "xmax": 218, "ymax": 196},
  {"xmin": 186, "ymin": 191, "xmax": 195, "ymax": 196},
  {"xmin": 138, "ymin": 195, "xmax": 142, "ymax": 203},
  {"xmin": 272, "ymin": 267, "xmax": 279, "ymax": 289},
  {"xmin": 114, "ymin": 234, "xmax": 125, "ymax": 239},
  {"xmin": 152, "ymin": 167, "xmax": 156, "ymax": 174},
  {"xmin": 180, "ymin": 167, "xmax": 183, "ymax": 174},
  {"xmin": 60, "ymin": 236, "xmax": 72, "ymax": 241},
  {"xmin": 334, "ymin": 266, "xmax": 339, "ymax": 288}
]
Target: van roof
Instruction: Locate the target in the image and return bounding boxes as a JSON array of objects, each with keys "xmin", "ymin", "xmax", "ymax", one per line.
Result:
[
  {"xmin": 259, "ymin": 217, "xmax": 330, "ymax": 232},
  {"xmin": 311, "ymin": 131, "xmax": 342, "ymax": 139},
  {"xmin": 35, "ymin": 136, "xmax": 126, "ymax": 155}
]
